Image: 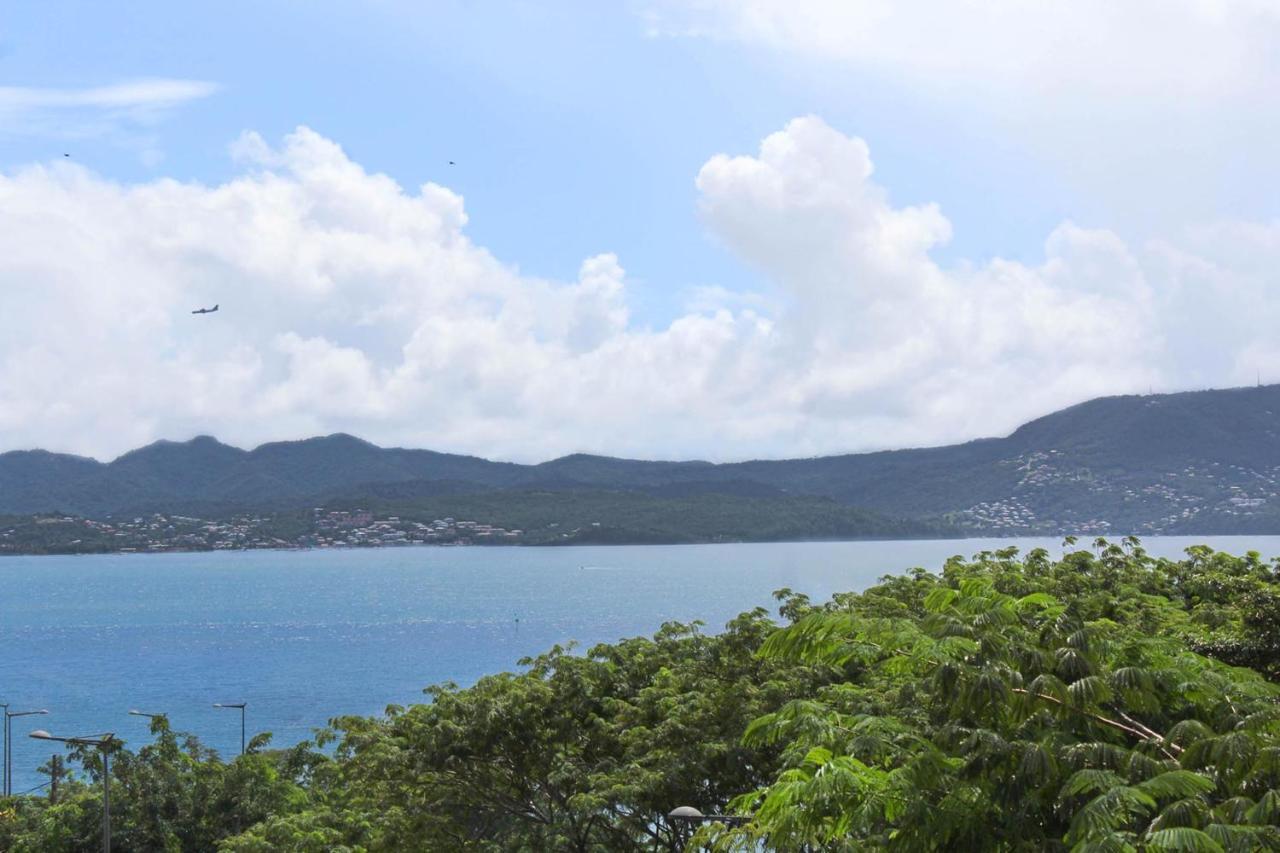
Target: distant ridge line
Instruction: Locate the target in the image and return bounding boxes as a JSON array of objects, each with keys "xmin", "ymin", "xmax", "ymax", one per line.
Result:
[{"xmin": 4, "ymin": 383, "xmax": 1280, "ymax": 535}]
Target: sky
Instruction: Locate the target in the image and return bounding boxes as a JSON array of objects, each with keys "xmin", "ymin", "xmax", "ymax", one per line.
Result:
[{"xmin": 1, "ymin": 0, "xmax": 1279, "ymax": 462}]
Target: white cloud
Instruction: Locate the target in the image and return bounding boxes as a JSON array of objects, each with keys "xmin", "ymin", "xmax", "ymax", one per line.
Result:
[
  {"xmin": 0, "ymin": 80, "xmax": 220, "ymax": 113},
  {"xmin": 0, "ymin": 79, "xmax": 218, "ymax": 162},
  {"xmin": 0, "ymin": 120, "xmax": 1276, "ymax": 462},
  {"xmin": 642, "ymin": 1, "xmax": 1280, "ymax": 239},
  {"xmin": 641, "ymin": 0, "xmax": 1280, "ymax": 103}
]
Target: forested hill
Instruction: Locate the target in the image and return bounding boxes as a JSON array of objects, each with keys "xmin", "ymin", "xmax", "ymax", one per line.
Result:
[{"xmin": 3, "ymin": 384, "xmax": 1280, "ymax": 534}]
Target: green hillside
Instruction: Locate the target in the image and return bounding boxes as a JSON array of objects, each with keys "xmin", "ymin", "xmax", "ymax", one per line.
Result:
[
  {"xmin": 4, "ymin": 384, "xmax": 1280, "ymax": 535},
  {"xmin": 324, "ymin": 489, "xmax": 950, "ymax": 544}
]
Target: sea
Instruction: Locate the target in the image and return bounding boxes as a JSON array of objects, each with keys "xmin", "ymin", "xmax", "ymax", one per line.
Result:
[{"xmin": 1, "ymin": 536, "xmax": 1276, "ymax": 792}]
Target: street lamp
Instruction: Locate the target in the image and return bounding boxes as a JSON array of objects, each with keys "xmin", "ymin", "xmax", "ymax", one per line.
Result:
[
  {"xmin": 213, "ymin": 702, "xmax": 246, "ymax": 756},
  {"xmin": 31, "ymin": 730, "xmax": 115, "ymax": 853},
  {"xmin": 127, "ymin": 710, "xmax": 165, "ymax": 721},
  {"xmin": 128, "ymin": 710, "xmax": 169, "ymax": 738},
  {"xmin": 2, "ymin": 705, "xmax": 48, "ymax": 796},
  {"xmin": 667, "ymin": 805, "xmax": 749, "ymax": 825},
  {"xmin": 667, "ymin": 806, "xmax": 749, "ymax": 851}
]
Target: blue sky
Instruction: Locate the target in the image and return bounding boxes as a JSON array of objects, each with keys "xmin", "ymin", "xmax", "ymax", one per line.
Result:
[{"xmin": 2, "ymin": 1, "xmax": 1278, "ymax": 460}]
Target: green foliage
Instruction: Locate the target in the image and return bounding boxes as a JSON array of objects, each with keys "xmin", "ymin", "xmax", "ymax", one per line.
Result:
[
  {"xmin": 705, "ymin": 541, "xmax": 1280, "ymax": 851},
  {"xmin": 3, "ymin": 540, "xmax": 1280, "ymax": 851},
  {"xmin": 0, "ymin": 717, "xmax": 317, "ymax": 852},
  {"xmin": 282, "ymin": 609, "xmax": 828, "ymax": 851}
]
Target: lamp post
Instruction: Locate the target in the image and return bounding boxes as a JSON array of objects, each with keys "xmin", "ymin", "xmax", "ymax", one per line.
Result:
[
  {"xmin": 129, "ymin": 710, "xmax": 169, "ymax": 739},
  {"xmin": 666, "ymin": 806, "xmax": 749, "ymax": 852},
  {"xmin": 213, "ymin": 702, "xmax": 246, "ymax": 755},
  {"xmin": 31, "ymin": 730, "xmax": 115, "ymax": 853},
  {"xmin": 127, "ymin": 710, "xmax": 166, "ymax": 722},
  {"xmin": 2, "ymin": 705, "xmax": 48, "ymax": 796}
]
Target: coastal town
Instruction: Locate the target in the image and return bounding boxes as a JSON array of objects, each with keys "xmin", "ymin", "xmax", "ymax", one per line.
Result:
[
  {"xmin": 309, "ymin": 508, "xmax": 523, "ymax": 547},
  {"xmin": 953, "ymin": 452, "xmax": 1280, "ymax": 535},
  {"xmin": 0, "ymin": 508, "xmax": 525, "ymax": 555}
]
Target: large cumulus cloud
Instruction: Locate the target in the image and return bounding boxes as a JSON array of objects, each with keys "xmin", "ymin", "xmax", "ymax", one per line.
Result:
[{"xmin": 0, "ymin": 119, "xmax": 1273, "ymax": 461}]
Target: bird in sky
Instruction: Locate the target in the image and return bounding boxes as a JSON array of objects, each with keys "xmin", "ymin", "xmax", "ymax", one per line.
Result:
[
  {"xmin": 448, "ymin": 160, "xmax": 455, "ymax": 165},
  {"xmin": 192, "ymin": 304, "xmax": 220, "ymax": 315}
]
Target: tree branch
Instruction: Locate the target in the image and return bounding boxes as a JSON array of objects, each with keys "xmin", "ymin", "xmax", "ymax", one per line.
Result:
[{"xmin": 1013, "ymin": 689, "xmax": 1178, "ymax": 759}]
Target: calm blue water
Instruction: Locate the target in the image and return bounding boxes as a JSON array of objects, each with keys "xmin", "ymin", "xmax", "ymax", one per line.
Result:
[{"xmin": 2, "ymin": 536, "xmax": 1276, "ymax": 791}]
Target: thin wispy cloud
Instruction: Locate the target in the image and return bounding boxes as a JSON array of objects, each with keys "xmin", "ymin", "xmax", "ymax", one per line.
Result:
[
  {"xmin": 0, "ymin": 78, "xmax": 219, "ymax": 143},
  {"xmin": 0, "ymin": 79, "xmax": 219, "ymax": 111}
]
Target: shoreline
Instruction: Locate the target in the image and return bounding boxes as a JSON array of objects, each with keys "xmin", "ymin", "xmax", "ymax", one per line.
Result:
[{"xmin": 4, "ymin": 529, "xmax": 1276, "ymax": 558}]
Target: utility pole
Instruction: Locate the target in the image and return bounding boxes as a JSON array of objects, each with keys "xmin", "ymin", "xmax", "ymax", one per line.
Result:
[{"xmin": 49, "ymin": 754, "xmax": 61, "ymax": 803}]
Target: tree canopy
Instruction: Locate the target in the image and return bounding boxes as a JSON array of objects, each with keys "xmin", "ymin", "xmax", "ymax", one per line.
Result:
[{"xmin": 2, "ymin": 539, "xmax": 1278, "ymax": 851}]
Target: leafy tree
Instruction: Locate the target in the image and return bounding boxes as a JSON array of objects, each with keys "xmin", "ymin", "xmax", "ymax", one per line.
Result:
[
  {"xmin": 5, "ymin": 540, "xmax": 1280, "ymax": 852},
  {"xmin": 706, "ymin": 543, "xmax": 1280, "ymax": 851},
  {"xmin": 0, "ymin": 717, "xmax": 315, "ymax": 852},
  {"xmin": 267, "ymin": 610, "xmax": 827, "ymax": 851}
]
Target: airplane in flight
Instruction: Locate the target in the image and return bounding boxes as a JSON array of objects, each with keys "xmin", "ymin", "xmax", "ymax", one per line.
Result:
[{"xmin": 191, "ymin": 304, "xmax": 219, "ymax": 315}]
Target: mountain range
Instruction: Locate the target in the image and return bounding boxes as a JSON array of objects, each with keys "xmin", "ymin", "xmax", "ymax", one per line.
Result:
[{"xmin": 4, "ymin": 383, "xmax": 1280, "ymax": 535}]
